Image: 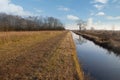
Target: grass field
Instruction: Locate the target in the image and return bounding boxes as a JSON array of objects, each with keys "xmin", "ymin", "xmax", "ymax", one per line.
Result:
[{"xmin": 0, "ymin": 31, "xmax": 84, "ymax": 80}]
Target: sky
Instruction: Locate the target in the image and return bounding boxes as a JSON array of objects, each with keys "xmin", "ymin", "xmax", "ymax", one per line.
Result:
[{"xmin": 0, "ymin": 0, "xmax": 120, "ymax": 30}]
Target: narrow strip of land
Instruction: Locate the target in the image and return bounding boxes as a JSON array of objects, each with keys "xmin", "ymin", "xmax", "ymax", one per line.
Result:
[{"xmin": 73, "ymin": 30, "xmax": 120, "ymax": 54}]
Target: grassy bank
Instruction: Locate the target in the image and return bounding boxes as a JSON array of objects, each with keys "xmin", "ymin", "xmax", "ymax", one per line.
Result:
[
  {"xmin": 73, "ymin": 30, "xmax": 120, "ymax": 54},
  {"xmin": 0, "ymin": 31, "xmax": 84, "ymax": 80}
]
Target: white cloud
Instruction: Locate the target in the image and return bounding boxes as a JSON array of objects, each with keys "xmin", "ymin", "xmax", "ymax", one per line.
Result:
[
  {"xmin": 94, "ymin": 4, "xmax": 105, "ymax": 10},
  {"xmin": 87, "ymin": 18, "xmax": 93, "ymax": 28},
  {"xmin": 65, "ymin": 23, "xmax": 78, "ymax": 30},
  {"xmin": 106, "ymin": 16, "xmax": 120, "ymax": 20},
  {"xmin": 96, "ymin": 12, "xmax": 105, "ymax": 16},
  {"xmin": 94, "ymin": 0, "xmax": 108, "ymax": 4},
  {"xmin": 0, "ymin": 0, "xmax": 32, "ymax": 16},
  {"xmin": 93, "ymin": 23, "xmax": 120, "ymax": 30},
  {"xmin": 58, "ymin": 6, "xmax": 70, "ymax": 11},
  {"xmin": 87, "ymin": 20, "xmax": 120, "ymax": 30},
  {"xmin": 67, "ymin": 15, "xmax": 79, "ymax": 20},
  {"xmin": 34, "ymin": 8, "xmax": 43, "ymax": 13}
]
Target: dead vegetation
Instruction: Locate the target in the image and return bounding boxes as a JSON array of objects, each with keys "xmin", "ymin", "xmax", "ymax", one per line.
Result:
[
  {"xmin": 73, "ymin": 30, "xmax": 120, "ymax": 54},
  {"xmin": 0, "ymin": 31, "xmax": 84, "ymax": 80}
]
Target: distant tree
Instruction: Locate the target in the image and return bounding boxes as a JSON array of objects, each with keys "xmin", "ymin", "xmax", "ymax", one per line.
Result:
[
  {"xmin": 0, "ymin": 13, "xmax": 65, "ymax": 31},
  {"xmin": 77, "ymin": 20, "xmax": 87, "ymax": 31}
]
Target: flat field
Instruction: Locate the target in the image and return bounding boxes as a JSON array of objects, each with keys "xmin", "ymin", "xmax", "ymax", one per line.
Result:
[{"xmin": 0, "ymin": 31, "xmax": 84, "ymax": 80}]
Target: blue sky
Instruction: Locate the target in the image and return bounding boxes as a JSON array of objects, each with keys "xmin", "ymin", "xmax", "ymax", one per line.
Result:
[{"xmin": 0, "ymin": 0, "xmax": 120, "ymax": 30}]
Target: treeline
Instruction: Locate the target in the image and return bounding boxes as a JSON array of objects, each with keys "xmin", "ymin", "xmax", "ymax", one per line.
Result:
[{"xmin": 0, "ymin": 13, "xmax": 65, "ymax": 31}]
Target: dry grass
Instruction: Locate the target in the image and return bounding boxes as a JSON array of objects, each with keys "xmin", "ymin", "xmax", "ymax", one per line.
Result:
[
  {"xmin": 74, "ymin": 30, "xmax": 120, "ymax": 54},
  {"xmin": 0, "ymin": 31, "xmax": 60, "ymax": 45},
  {"xmin": 0, "ymin": 31, "xmax": 84, "ymax": 80},
  {"xmin": 80, "ymin": 30, "xmax": 120, "ymax": 41},
  {"xmin": 0, "ymin": 31, "xmax": 63, "ymax": 63}
]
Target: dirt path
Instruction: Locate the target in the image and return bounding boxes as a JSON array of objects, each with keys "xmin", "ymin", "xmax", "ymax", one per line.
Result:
[{"xmin": 0, "ymin": 31, "xmax": 84, "ymax": 80}]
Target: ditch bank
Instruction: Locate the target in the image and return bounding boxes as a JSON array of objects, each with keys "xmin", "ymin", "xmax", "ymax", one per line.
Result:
[
  {"xmin": 58, "ymin": 31, "xmax": 85, "ymax": 80},
  {"xmin": 73, "ymin": 31, "xmax": 120, "ymax": 54}
]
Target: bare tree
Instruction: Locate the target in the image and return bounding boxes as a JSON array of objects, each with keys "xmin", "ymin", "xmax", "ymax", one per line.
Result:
[
  {"xmin": 0, "ymin": 13, "xmax": 65, "ymax": 31},
  {"xmin": 77, "ymin": 20, "xmax": 87, "ymax": 31}
]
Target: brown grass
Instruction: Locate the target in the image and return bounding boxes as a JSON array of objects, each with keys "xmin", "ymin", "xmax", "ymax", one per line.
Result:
[
  {"xmin": 74, "ymin": 30, "xmax": 120, "ymax": 54},
  {"xmin": 0, "ymin": 31, "xmax": 63, "ymax": 63},
  {"xmin": 0, "ymin": 31, "xmax": 84, "ymax": 80}
]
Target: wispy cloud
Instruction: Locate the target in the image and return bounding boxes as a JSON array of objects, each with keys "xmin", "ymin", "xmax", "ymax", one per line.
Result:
[
  {"xmin": 96, "ymin": 12, "xmax": 105, "ymax": 16},
  {"xmin": 67, "ymin": 15, "xmax": 79, "ymax": 20},
  {"xmin": 93, "ymin": 0, "xmax": 108, "ymax": 4},
  {"xmin": 34, "ymin": 8, "xmax": 43, "ymax": 13},
  {"xmin": 65, "ymin": 23, "xmax": 78, "ymax": 30},
  {"xmin": 92, "ymin": 0, "xmax": 108, "ymax": 11},
  {"xmin": 0, "ymin": 0, "xmax": 32, "ymax": 16},
  {"xmin": 58, "ymin": 6, "xmax": 70, "ymax": 11},
  {"xmin": 94, "ymin": 4, "xmax": 105, "ymax": 10},
  {"xmin": 87, "ymin": 18, "xmax": 93, "ymax": 28},
  {"xmin": 106, "ymin": 16, "xmax": 120, "ymax": 20}
]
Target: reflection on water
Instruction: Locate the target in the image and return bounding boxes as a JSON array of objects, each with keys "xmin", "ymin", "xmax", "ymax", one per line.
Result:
[
  {"xmin": 72, "ymin": 32, "xmax": 120, "ymax": 80},
  {"xmin": 76, "ymin": 36, "xmax": 87, "ymax": 45}
]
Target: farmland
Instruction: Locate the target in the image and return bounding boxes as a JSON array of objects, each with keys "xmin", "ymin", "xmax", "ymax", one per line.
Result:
[{"xmin": 0, "ymin": 31, "xmax": 84, "ymax": 80}]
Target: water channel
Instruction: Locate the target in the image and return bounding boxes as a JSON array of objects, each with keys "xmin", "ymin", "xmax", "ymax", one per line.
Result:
[{"xmin": 72, "ymin": 32, "xmax": 120, "ymax": 80}]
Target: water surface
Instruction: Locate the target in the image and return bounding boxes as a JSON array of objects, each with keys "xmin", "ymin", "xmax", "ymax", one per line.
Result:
[{"xmin": 72, "ymin": 32, "xmax": 120, "ymax": 80}]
